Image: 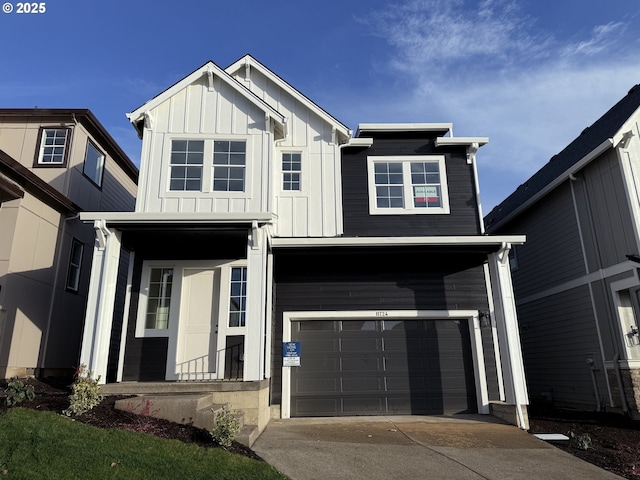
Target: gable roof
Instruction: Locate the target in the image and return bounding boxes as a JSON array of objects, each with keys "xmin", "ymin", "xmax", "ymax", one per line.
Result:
[
  {"xmin": 485, "ymin": 84, "xmax": 640, "ymax": 231},
  {"xmin": 0, "ymin": 149, "xmax": 79, "ymax": 213},
  {"xmin": 127, "ymin": 60, "xmax": 286, "ymax": 139},
  {"xmin": 225, "ymin": 55, "xmax": 352, "ymax": 143}
]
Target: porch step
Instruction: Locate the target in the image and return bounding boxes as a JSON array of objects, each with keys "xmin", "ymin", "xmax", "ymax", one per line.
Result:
[{"xmin": 236, "ymin": 424, "xmax": 260, "ymax": 448}]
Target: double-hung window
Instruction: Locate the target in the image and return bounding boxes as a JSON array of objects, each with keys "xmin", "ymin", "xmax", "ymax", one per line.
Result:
[
  {"xmin": 170, "ymin": 140, "xmax": 204, "ymax": 191},
  {"xmin": 36, "ymin": 128, "xmax": 71, "ymax": 166},
  {"xmin": 213, "ymin": 141, "xmax": 246, "ymax": 192},
  {"xmin": 282, "ymin": 152, "xmax": 301, "ymax": 191},
  {"xmin": 367, "ymin": 156, "xmax": 450, "ymax": 214}
]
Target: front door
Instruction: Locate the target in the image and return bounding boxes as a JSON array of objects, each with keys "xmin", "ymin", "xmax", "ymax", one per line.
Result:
[{"xmin": 176, "ymin": 268, "xmax": 219, "ymax": 380}]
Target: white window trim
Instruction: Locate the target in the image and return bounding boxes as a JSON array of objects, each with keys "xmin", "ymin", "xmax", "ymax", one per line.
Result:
[
  {"xmin": 37, "ymin": 127, "xmax": 71, "ymax": 166},
  {"xmin": 367, "ymin": 155, "xmax": 450, "ymax": 215},
  {"xmin": 219, "ymin": 261, "xmax": 249, "ymax": 332},
  {"xmin": 66, "ymin": 239, "xmax": 84, "ymax": 292},
  {"xmin": 135, "ymin": 262, "xmax": 181, "ymax": 338},
  {"xmin": 280, "ymin": 151, "xmax": 303, "ymax": 193},
  {"xmin": 161, "ymin": 134, "xmax": 252, "ymax": 198},
  {"xmin": 280, "ymin": 310, "xmax": 488, "ymax": 419}
]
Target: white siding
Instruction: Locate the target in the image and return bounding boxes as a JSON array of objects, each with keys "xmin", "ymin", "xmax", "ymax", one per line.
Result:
[
  {"xmin": 136, "ymin": 76, "xmax": 273, "ymax": 215},
  {"xmin": 229, "ymin": 68, "xmax": 342, "ymax": 237}
]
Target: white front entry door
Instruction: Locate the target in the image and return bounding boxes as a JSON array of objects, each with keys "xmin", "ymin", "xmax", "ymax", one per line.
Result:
[{"xmin": 176, "ymin": 268, "xmax": 219, "ymax": 380}]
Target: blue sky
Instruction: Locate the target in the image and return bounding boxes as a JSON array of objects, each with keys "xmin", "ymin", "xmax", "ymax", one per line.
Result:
[{"xmin": 2, "ymin": 0, "xmax": 640, "ymax": 211}]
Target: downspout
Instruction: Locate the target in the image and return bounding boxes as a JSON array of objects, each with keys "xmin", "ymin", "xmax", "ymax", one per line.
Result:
[
  {"xmin": 467, "ymin": 143, "xmax": 485, "ymax": 234},
  {"xmin": 40, "ymin": 212, "xmax": 80, "ymax": 372}
]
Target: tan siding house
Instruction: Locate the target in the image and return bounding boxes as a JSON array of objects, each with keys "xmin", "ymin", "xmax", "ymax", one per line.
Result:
[{"xmin": 0, "ymin": 109, "xmax": 137, "ymax": 378}]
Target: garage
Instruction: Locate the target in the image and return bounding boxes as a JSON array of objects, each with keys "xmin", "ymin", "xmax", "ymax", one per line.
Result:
[{"xmin": 289, "ymin": 318, "xmax": 478, "ymax": 417}]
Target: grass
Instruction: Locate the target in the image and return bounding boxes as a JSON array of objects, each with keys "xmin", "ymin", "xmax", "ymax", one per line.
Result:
[{"xmin": 0, "ymin": 408, "xmax": 288, "ymax": 479}]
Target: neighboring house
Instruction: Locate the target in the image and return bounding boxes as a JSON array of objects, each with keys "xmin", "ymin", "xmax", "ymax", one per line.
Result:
[
  {"xmin": 79, "ymin": 55, "xmax": 529, "ymax": 434},
  {"xmin": 0, "ymin": 109, "xmax": 138, "ymax": 379},
  {"xmin": 485, "ymin": 85, "xmax": 640, "ymax": 419}
]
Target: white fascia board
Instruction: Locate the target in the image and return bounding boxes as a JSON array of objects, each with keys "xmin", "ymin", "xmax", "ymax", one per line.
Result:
[
  {"xmin": 435, "ymin": 137, "xmax": 489, "ymax": 147},
  {"xmin": 342, "ymin": 138, "xmax": 374, "ymax": 148},
  {"xmin": 79, "ymin": 211, "xmax": 274, "ymax": 225},
  {"xmin": 356, "ymin": 123, "xmax": 453, "ymax": 136},
  {"xmin": 271, "ymin": 235, "xmax": 526, "ymax": 248},
  {"xmin": 225, "ymin": 55, "xmax": 351, "ymax": 142},
  {"xmin": 127, "ymin": 61, "xmax": 285, "ymax": 128},
  {"xmin": 489, "ymin": 138, "xmax": 614, "ymax": 231}
]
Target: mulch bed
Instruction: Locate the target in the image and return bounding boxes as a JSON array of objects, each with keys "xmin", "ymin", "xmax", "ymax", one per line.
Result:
[
  {"xmin": 528, "ymin": 405, "xmax": 640, "ymax": 479},
  {"xmin": 0, "ymin": 377, "xmax": 261, "ymax": 460}
]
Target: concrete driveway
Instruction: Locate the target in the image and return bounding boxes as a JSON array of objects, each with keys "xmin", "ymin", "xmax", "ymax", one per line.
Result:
[{"xmin": 252, "ymin": 415, "xmax": 623, "ymax": 480}]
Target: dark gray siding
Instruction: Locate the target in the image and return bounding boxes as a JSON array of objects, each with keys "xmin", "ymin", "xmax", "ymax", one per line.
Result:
[
  {"xmin": 271, "ymin": 247, "xmax": 497, "ymax": 404},
  {"xmin": 516, "ymin": 285, "xmax": 605, "ymax": 408},
  {"xmin": 573, "ymin": 150, "xmax": 636, "ymax": 272},
  {"xmin": 341, "ymin": 137, "xmax": 481, "ymax": 237},
  {"xmin": 506, "ymin": 182, "xmax": 585, "ymax": 299}
]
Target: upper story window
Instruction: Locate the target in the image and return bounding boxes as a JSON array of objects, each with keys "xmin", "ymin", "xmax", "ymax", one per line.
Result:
[
  {"xmin": 213, "ymin": 141, "xmax": 246, "ymax": 192},
  {"xmin": 65, "ymin": 239, "xmax": 83, "ymax": 292},
  {"xmin": 83, "ymin": 140, "xmax": 105, "ymax": 187},
  {"xmin": 282, "ymin": 152, "xmax": 301, "ymax": 191},
  {"xmin": 170, "ymin": 140, "xmax": 204, "ymax": 191},
  {"xmin": 35, "ymin": 128, "xmax": 71, "ymax": 166},
  {"xmin": 367, "ymin": 156, "xmax": 450, "ymax": 215}
]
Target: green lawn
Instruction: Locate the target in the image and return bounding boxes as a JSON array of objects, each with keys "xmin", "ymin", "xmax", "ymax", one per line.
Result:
[{"xmin": 0, "ymin": 408, "xmax": 288, "ymax": 480}]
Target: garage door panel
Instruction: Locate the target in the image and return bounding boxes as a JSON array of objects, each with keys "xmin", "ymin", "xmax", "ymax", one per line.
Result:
[
  {"xmin": 340, "ymin": 337, "xmax": 380, "ymax": 352},
  {"xmin": 342, "ymin": 397, "xmax": 384, "ymax": 414},
  {"xmin": 341, "ymin": 376, "xmax": 383, "ymax": 392},
  {"xmin": 290, "ymin": 318, "xmax": 476, "ymax": 417},
  {"xmin": 341, "ymin": 356, "xmax": 382, "ymax": 371},
  {"xmin": 296, "ymin": 377, "xmax": 340, "ymax": 393}
]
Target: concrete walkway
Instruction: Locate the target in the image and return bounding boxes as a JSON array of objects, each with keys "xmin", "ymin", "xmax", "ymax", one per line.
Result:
[{"xmin": 252, "ymin": 415, "xmax": 623, "ymax": 480}]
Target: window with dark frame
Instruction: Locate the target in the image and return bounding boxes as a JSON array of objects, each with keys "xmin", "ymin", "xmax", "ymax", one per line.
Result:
[
  {"xmin": 37, "ymin": 128, "xmax": 70, "ymax": 165},
  {"xmin": 66, "ymin": 239, "xmax": 83, "ymax": 292},
  {"xmin": 169, "ymin": 140, "xmax": 204, "ymax": 191},
  {"xmin": 213, "ymin": 141, "xmax": 246, "ymax": 191},
  {"xmin": 83, "ymin": 140, "xmax": 105, "ymax": 187},
  {"xmin": 282, "ymin": 152, "xmax": 301, "ymax": 190}
]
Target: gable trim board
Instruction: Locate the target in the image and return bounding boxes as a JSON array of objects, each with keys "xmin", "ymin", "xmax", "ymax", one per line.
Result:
[
  {"xmin": 225, "ymin": 55, "xmax": 351, "ymax": 144},
  {"xmin": 127, "ymin": 61, "xmax": 286, "ymax": 139}
]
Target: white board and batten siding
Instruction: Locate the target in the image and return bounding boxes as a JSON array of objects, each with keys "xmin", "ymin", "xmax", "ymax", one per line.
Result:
[
  {"xmin": 136, "ymin": 75, "xmax": 273, "ymax": 216},
  {"xmin": 230, "ymin": 66, "xmax": 343, "ymax": 238}
]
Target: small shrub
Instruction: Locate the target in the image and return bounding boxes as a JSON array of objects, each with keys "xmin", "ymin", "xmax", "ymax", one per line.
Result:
[
  {"xmin": 63, "ymin": 365, "xmax": 103, "ymax": 417},
  {"xmin": 568, "ymin": 431, "xmax": 592, "ymax": 450},
  {"xmin": 210, "ymin": 406, "xmax": 240, "ymax": 447},
  {"xmin": 4, "ymin": 378, "xmax": 35, "ymax": 406}
]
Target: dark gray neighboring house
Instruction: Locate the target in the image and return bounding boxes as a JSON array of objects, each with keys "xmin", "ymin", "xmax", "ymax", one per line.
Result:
[{"xmin": 485, "ymin": 84, "xmax": 640, "ymax": 419}]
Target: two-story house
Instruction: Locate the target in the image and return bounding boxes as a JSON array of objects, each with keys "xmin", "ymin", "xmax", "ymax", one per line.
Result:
[
  {"xmin": 78, "ymin": 56, "xmax": 529, "ymax": 435},
  {"xmin": 485, "ymin": 85, "xmax": 640, "ymax": 420},
  {"xmin": 0, "ymin": 109, "xmax": 137, "ymax": 379}
]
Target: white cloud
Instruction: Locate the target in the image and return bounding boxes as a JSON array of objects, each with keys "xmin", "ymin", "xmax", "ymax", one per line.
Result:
[{"xmin": 356, "ymin": 0, "xmax": 640, "ymax": 210}]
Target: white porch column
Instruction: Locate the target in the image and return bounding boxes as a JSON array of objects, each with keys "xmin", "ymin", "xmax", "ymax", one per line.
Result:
[
  {"xmin": 79, "ymin": 220, "xmax": 122, "ymax": 384},
  {"xmin": 487, "ymin": 245, "xmax": 529, "ymax": 427},
  {"xmin": 244, "ymin": 223, "xmax": 269, "ymax": 381}
]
